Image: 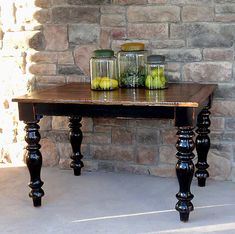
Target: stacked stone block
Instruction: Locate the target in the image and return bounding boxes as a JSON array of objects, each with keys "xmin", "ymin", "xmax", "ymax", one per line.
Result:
[{"xmin": 1, "ymin": 0, "xmax": 235, "ymax": 181}]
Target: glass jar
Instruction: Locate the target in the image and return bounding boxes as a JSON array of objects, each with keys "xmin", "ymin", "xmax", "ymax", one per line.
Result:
[
  {"xmin": 90, "ymin": 49, "xmax": 118, "ymax": 90},
  {"xmin": 117, "ymin": 42, "xmax": 147, "ymax": 88},
  {"xmin": 145, "ymin": 55, "xmax": 168, "ymax": 90}
]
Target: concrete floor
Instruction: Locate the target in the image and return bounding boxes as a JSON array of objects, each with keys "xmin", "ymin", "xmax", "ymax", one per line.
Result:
[{"xmin": 0, "ymin": 167, "xmax": 235, "ymax": 234}]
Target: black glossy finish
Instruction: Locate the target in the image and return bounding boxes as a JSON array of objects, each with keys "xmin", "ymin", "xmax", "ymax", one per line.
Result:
[
  {"xmin": 195, "ymin": 106, "xmax": 211, "ymax": 187},
  {"xmin": 175, "ymin": 127, "xmax": 195, "ymax": 222},
  {"xmin": 25, "ymin": 121, "xmax": 44, "ymax": 207},
  {"xmin": 69, "ymin": 116, "xmax": 84, "ymax": 176}
]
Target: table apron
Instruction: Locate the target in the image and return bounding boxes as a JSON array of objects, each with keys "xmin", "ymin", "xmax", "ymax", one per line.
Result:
[{"xmin": 18, "ymin": 103, "xmax": 176, "ymax": 120}]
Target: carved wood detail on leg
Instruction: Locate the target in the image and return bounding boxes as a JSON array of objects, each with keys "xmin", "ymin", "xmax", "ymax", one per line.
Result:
[
  {"xmin": 175, "ymin": 127, "xmax": 195, "ymax": 222},
  {"xmin": 25, "ymin": 121, "xmax": 44, "ymax": 207},
  {"xmin": 69, "ymin": 116, "xmax": 84, "ymax": 176},
  {"xmin": 195, "ymin": 106, "xmax": 211, "ymax": 187}
]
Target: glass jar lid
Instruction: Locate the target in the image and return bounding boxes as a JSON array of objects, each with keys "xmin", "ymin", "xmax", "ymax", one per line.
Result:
[
  {"xmin": 147, "ymin": 55, "xmax": 165, "ymax": 64},
  {"xmin": 121, "ymin": 42, "xmax": 145, "ymax": 51},
  {"xmin": 93, "ymin": 49, "xmax": 114, "ymax": 58}
]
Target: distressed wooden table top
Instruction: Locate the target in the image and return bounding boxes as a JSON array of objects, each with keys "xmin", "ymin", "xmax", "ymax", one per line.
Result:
[{"xmin": 13, "ymin": 82, "xmax": 217, "ymax": 108}]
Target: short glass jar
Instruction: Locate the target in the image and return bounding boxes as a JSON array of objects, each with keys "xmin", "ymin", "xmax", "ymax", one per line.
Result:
[
  {"xmin": 90, "ymin": 49, "xmax": 118, "ymax": 90},
  {"xmin": 145, "ymin": 55, "xmax": 168, "ymax": 90},
  {"xmin": 117, "ymin": 42, "xmax": 147, "ymax": 88}
]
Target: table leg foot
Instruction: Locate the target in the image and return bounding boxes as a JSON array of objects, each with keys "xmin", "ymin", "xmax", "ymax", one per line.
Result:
[
  {"xmin": 195, "ymin": 106, "xmax": 211, "ymax": 187},
  {"xmin": 69, "ymin": 116, "xmax": 84, "ymax": 176},
  {"xmin": 175, "ymin": 127, "xmax": 195, "ymax": 222},
  {"xmin": 25, "ymin": 121, "xmax": 44, "ymax": 207},
  {"xmin": 32, "ymin": 197, "xmax": 42, "ymax": 207},
  {"xmin": 179, "ymin": 212, "xmax": 189, "ymax": 222}
]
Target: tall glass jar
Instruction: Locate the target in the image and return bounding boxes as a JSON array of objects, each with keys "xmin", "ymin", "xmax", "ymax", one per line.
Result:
[
  {"xmin": 145, "ymin": 55, "xmax": 168, "ymax": 90},
  {"xmin": 90, "ymin": 49, "xmax": 118, "ymax": 90},
  {"xmin": 117, "ymin": 42, "xmax": 147, "ymax": 88}
]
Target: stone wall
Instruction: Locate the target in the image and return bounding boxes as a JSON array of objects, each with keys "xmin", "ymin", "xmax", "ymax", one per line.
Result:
[{"xmin": 1, "ymin": 0, "xmax": 235, "ymax": 181}]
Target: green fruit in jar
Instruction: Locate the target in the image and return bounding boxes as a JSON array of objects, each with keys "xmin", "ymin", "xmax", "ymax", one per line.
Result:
[
  {"xmin": 99, "ymin": 77, "xmax": 118, "ymax": 90},
  {"xmin": 152, "ymin": 76, "xmax": 166, "ymax": 89},
  {"xmin": 91, "ymin": 77, "xmax": 101, "ymax": 89},
  {"xmin": 151, "ymin": 67, "xmax": 164, "ymax": 78},
  {"xmin": 145, "ymin": 75, "xmax": 154, "ymax": 89},
  {"xmin": 153, "ymin": 77, "xmax": 163, "ymax": 89}
]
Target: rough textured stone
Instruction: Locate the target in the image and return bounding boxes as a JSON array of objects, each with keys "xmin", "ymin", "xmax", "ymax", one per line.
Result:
[
  {"xmin": 225, "ymin": 118, "xmax": 235, "ymax": 130},
  {"xmin": 215, "ymin": 4, "xmax": 235, "ymax": 13},
  {"xmin": 127, "ymin": 6, "xmax": 180, "ymax": 22},
  {"xmin": 81, "ymin": 118, "xmax": 93, "ymax": 132},
  {"xmin": 211, "ymin": 100, "xmax": 235, "ymax": 117},
  {"xmin": 151, "ymin": 40, "xmax": 185, "ymax": 49},
  {"xmin": 136, "ymin": 145, "xmax": 157, "ymax": 165},
  {"xmin": 208, "ymin": 152, "xmax": 232, "ymax": 180},
  {"xmin": 29, "ymin": 64, "xmax": 57, "ymax": 75},
  {"xmin": 69, "ymin": 24, "xmax": 100, "ymax": 44},
  {"xmin": 44, "ymin": 24, "xmax": 68, "ymax": 51},
  {"xmin": 28, "ymin": 32, "xmax": 46, "ymax": 51},
  {"xmin": 41, "ymin": 138, "xmax": 58, "ymax": 167},
  {"xmin": 137, "ymin": 128, "xmax": 159, "ymax": 145},
  {"xmin": 169, "ymin": 0, "xmax": 213, "ymax": 4},
  {"xmin": 159, "ymin": 145, "xmax": 177, "ymax": 164},
  {"xmin": 68, "ymin": 0, "xmax": 111, "ymax": 4},
  {"xmin": 148, "ymin": 0, "xmax": 168, "ymax": 3},
  {"xmin": 101, "ymin": 14, "xmax": 126, "ymax": 27},
  {"xmin": 183, "ymin": 62, "xmax": 232, "ymax": 82},
  {"xmin": 111, "ymin": 127, "xmax": 134, "ymax": 145},
  {"xmin": 203, "ymin": 49, "xmax": 234, "ymax": 61},
  {"xmin": 101, "ymin": 6, "xmax": 125, "ymax": 14},
  {"xmin": 91, "ymin": 133, "xmax": 111, "ymax": 144},
  {"xmin": 30, "ymin": 52, "xmax": 57, "ymax": 63},
  {"xmin": 57, "ymin": 143, "xmax": 72, "ymax": 159},
  {"xmin": 74, "ymin": 45, "xmax": 97, "ymax": 76},
  {"xmin": 215, "ymin": 14, "xmax": 235, "ymax": 22},
  {"xmin": 57, "ymin": 51, "xmax": 74, "ymax": 64},
  {"xmin": 111, "ymin": 28, "xmax": 126, "ymax": 40},
  {"xmin": 52, "ymin": 116, "xmax": 68, "ymax": 130},
  {"xmin": 100, "ymin": 28, "xmax": 111, "ymax": 48},
  {"xmin": 182, "ymin": 6, "xmax": 214, "ymax": 22},
  {"xmin": 58, "ymin": 65, "xmax": 83, "ymax": 75},
  {"xmin": 91, "ymin": 145, "xmax": 112, "ymax": 160},
  {"xmin": 33, "ymin": 9, "xmax": 50, "ymax": 24},
  {"xmin": 186, "ymin": 23, "xmax": 234, "ymax": 48},
  {"xmin": 113, "ymin": 0, "xmax": 146, "ymax": 4},
  {"xmin": 170, "ymin": 24, "xmax": 186, "ymax": 39},
  {"xmin": 52, "ymin": 7, "xmax": 100, "ymax": 23},
  {"xmin": 36, "ymin": 76, "xmax": 66, "ymax": 84},
  {"xmin": 210, "ymin": 117, "xmax": 225, "ymax": 131},
  {"xmin": 39, "ymin": 116, "xmax": 52, "ymax": 131},
  {"xmin": 161, "ymin": 129, "xmax": 176, "ymax": 145},
  {"xmin": 152, "ymin": 49, "xmax": 202, "ymax": 62},
  {"xmin": 35, "ymin": 0, "xmax": 51, "ymax": 8},
  {"xmin": 111, "ymin": 145, "xmax": 134, "ymax": 161},
  {"xmin": 128, "ymin": 23, "xmax": 168, "ymax": 39},
  {"xmin": 214, "ymin": 84, "xmax": 235, "ymax": 99}
]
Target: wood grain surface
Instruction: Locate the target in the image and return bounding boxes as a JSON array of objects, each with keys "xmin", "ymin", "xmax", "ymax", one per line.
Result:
[{"xmin": 13, "ymin": 82, "xmax": 217, "ymax": 107}]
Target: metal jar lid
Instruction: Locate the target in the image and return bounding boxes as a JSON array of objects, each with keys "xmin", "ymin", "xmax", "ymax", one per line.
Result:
[
  {"xmin": 121, "ymin": 42, "xmax": 145, "ymax": 51},
  {"xmin": 93, "ymin": 49, "xmax": 114, "ymax": 58},
  {"xmin": 147, "ymin": 55, "xmax": 165, "ymax": 64}
]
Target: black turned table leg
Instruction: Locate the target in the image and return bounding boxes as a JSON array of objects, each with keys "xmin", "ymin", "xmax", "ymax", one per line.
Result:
[
  {"xmin": 175, "ymin": 127, "xmax": 195, "ymax": 222},
  {"xmin": 195, "ymin": 106, "xmax": 211, "ymax": 187},
  {"xmin": 68, "ymin": 116, "xmax": 84, "ymax": 176},
  {"xmin": 25, "ymin": 121, "xmax": 44, "ymax": 207}
]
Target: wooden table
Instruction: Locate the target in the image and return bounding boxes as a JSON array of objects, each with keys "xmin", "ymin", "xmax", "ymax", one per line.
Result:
[{"xmin": 13, "ymin": 82, "xmax": 217, "ymax": 222}]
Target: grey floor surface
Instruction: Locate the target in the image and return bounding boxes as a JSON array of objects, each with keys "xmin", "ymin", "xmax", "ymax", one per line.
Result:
[{"xmin": 0, "ymin": 166, "xmax": 235, "ymax": 234}]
